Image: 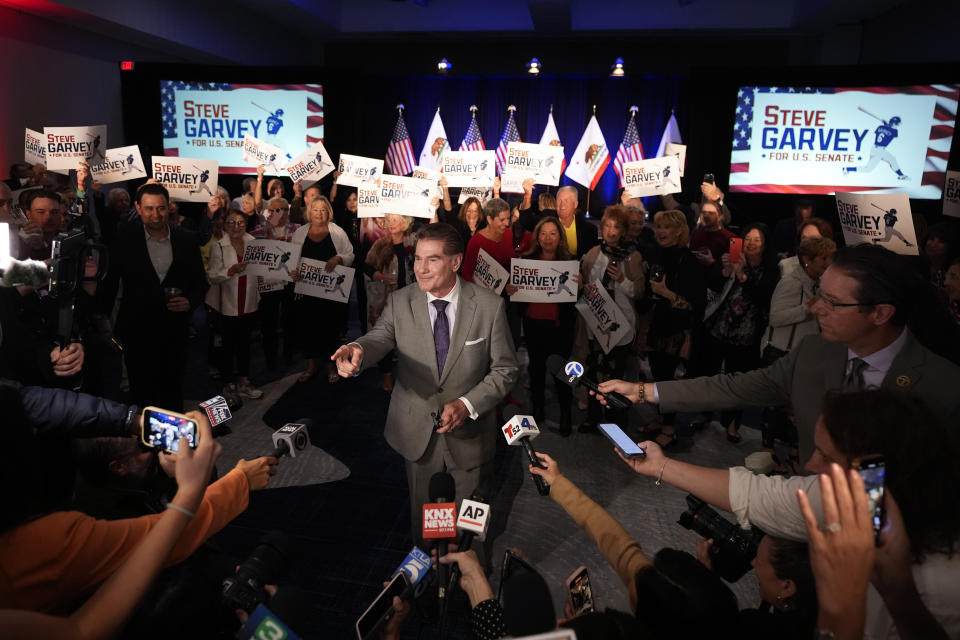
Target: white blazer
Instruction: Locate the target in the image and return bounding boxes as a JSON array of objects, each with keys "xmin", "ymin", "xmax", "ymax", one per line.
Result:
[
  {"xmin": 290, "ymin": 221, "xmax": 355, "ymax": 267},
  {"xmin": 207, "ymin": 233, "xmax": 261, "ymax": 316}
]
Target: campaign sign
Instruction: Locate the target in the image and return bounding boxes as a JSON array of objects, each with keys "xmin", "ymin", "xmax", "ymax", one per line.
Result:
[
  {"xmin": 576, "ymin": 281, "xmax": 632, "ymax": 354},
  {"xmin": 357, "ymin": 182, "xmax": 382, "ymax": 218},
  {"xmin": 257, "ymin": 277, "xmax": 287, "ymax": 293},
  {"xmin": 25, "ymin": 128, "xmax": 46, "ymax": 166},
  {"xmin": 472, "ymin": 249, "xmax": 508, "ymax": 295},
  {"xmin": 441, "ymin": 150, "xmax": 496, "ymax": 187},
  {"xmin": 509, "ymin": 258, "xmax": 579, "ymax": 303},
  {"xmin": 835, "ymin": 192, "xmax": 918, "ymax": 255},
  {"xmin": 242, "ymin": 135, "xmax": 285, "ymax": 175},
  {"xmin": 293, "ymin": 258, "xmax": 354, "ymax": 302},
  {"xmin": 458, "ymin": 186, "xmax": 494, "ymax": 204},
  {"xmin": 944, "ymin": 170, "xmax": 960, "ymax": 219},
  {"xmin": 665, "ymin": 142, "xmax": 687, "ymax": 177},
  {"xmin": 412, "ymin": 165, "xmax": 442, "ymax": 199},
  {"xmin": 151, "ymin": 156, "xmax": 219, "ymax": 203},
  {"xmin": 43, "ymin": 125, "xmax": 107, "ymax": 170},
  {"xmin": 90, "ymin": 145, "xmax": 147, "ymax": 184},
  {"xmin": 622, "ymin": 155, "xmax": 682, "ymax": 197},
  {"xmin": 502, "ymin": 142, "xmax": 565, "ymax": 193},
  {"xmin": 242, "ymin": 238, "xmax": 301, "ymax": 281},
  {"xmin": 337, "ymin": 154, "xmax": 384, "ymax": 187},
  {"xmin": 379, "ymin": 175, "xmax": 435, "ymax": 218},
  {"xmin": 286, "ymin": 141, "xmax": 335, "ymax": 185}
]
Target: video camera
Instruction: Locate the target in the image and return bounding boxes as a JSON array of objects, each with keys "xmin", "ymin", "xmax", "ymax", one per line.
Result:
[
  {"xmin": 48, "ymin": 228, "xmax": 107, "ymax": 345},
  {"xmin": 221, "ymin": 531, "xmax": 289, "ymax": 613},
  {"xmin": 677, "ymin": 494, "xmax": 763, "ymax": 582}
]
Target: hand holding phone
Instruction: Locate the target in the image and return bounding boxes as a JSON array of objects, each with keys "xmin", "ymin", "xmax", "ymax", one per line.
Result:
[
  {"xmin": 356, "ymin": 572, "xmax": 410, "ymax": 640},
  {"xmin": 566, "ymin": 566, "xmax": 595, "ymax": 616},
  {"xmin": 599, "ymin": 423, "xmax": 645, "ymax": 459},
  {"xmin": 728, "ymin": 237, "xmax": 743, "ymax": 263},
  {"xmin": 856, "ymin": 456, "xmax": 886, "ymax": 545},
  {"xmin": 141, "ymin": 406, "xmax": 199, "ymax": 454}
]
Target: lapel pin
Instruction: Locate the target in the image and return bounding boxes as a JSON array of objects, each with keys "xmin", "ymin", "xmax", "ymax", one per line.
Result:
[{"xmin": 896, "ymin": 375, "xmax": 910, "ymax": 387}]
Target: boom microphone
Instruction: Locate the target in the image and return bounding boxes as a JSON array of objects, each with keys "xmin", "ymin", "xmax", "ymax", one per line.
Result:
[
  {"xmin": 0, "ymin": 258, "xmax": 50, "ymax": 289},
  {"xmin": 424, "ymin": 472, "xmax": 456, "ymax": 600},
  {"xmin": 502, "ymin": 415, "xmax": 550, "ymax": 496},
  {"xmin": 548, "ymin": 355, "xmax": 632, "ymax": 410}
]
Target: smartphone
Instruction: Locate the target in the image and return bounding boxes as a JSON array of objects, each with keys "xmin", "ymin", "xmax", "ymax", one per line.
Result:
[
  {"xmin": 141, "ymin": 407, "xmax": 198, "ymax": 454},
  {"xmin": 703, "ymin": 173, "xmax": 715, "ymax": 184},
  {"xmin": 599, "ymin": 423, "xmax": 645, "ymax": 458},
  {"xmin": 498, "ymin": 548, "xmax": 542, "ymax": 603},
  {"xmin": 857, "ymin": 456, "xmax": 886, "ymax": 544},
  {"xmin": 566, "ymin": 565, "xmax": 595, "ymax": 616},
  {"xmin": 356, "ymin": 571, "xmax": 410, "ymax": 640},
  {"xmin": 729, "ymin": 237, "xmax": 743, "ymax": 263}
]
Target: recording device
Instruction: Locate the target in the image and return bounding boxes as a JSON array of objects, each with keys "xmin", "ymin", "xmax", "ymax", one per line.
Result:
[
  {"xmin": 857, "ymin": 455, "xmax": 886, "ymax": 544},
  {"xmin": 501, "ymin": 415, "xmax": 550, "ymax": 496},
  {"xmin": 48, "ymin": 228, "xmax": 107, "ymax": 345},
  {"xmin": 355, "ymin": 571, "xmax": 410, "ymax": 640},
  {"xmin": 446, "ymin": 497, "xmax": 491, "ymax": 595},
  {"xmin": 141, "ymin": 406, "xmax": 198, "ymax": 454},
  {"xmin": 548, "ymin": 355, "xmax": 632, "ymax": 410},
  {"xmin": 566, "ymin": 566, "xmax": 596, "ymax": 616},
  {"xmin": 703, "ymin": 173, "xmax": 715, "ymax": 184},
  {"xmin": 600, "ymin": 241, "xmax": 631, "ymax": 264},
  {"xmin": 0, "ymin": 258, "xmax": 50, "ymax": 288},
  {"xmin": 598, "ymin": 423, "xmax": 645, "ymax": 459},
  {"xmin": 728, "ymin": 237, "xmax": 743, "ymax": 263},
  {"xmin": 222, "ymin": 531, "xmax": 289, "ymax": 614},
  {"xmin": 677, "ymin": 494, "xmax": 763, "ymax": 582},
  {"xmin": 423, "ymin": 472, "xmax": 456, "ymax": 600},
  {"xmin": 270, "ymin": 421, "xmax": 312, "ymax": 458}
]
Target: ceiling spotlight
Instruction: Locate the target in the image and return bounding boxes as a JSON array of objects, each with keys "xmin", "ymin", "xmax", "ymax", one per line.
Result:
[
  {"xmin": 526, "ymin": 58, "xmax": 541, "ymax": 75},
  {"xmin": 437, "ymin": 58, "xmax": 451, "ymax": 73},
  {"xmin": 610, "ymin": 57, "xmax": 625, "ymax": 77}
]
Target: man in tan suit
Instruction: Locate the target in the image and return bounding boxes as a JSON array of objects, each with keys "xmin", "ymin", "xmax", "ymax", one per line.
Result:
[
  {"xmin": 332, "ymin": 222, "xmax": 518, "ymax": 545},
  {"xmin": 597, "ymin": 244, "xmax": 960, "ymax": 463}
]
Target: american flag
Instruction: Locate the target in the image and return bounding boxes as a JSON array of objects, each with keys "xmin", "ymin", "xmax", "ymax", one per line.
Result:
[
  {"xmin": 385, "ymin": 108, "xmax": 416, "ymax": 176},
  {"xmin": 495, "ymin": 107, "xmax": 521, "ymax": 174},
  {"xmin": 460, "ymin": 112, "xmax": 486, "ymax": 151},
  {"xmin": 613, "ymin": 110, "xmax": 644, "ymax": 187},
  {"xmin": 730, "ymin": 84, "xmax": 959, "ymax": 197}
]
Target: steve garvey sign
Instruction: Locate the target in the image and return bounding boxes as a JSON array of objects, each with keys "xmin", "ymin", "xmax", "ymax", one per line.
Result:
[
  {"xmin": 293, "ymin": 259, "xmax": 354, "ymax": 302},
  {"xmin": 472, "ymin": 249, "xmax": 508, "ymax": 295},
  {"xmin": 835, "ymin": 192, "xmax": 918, "ymax": 255},
  {"xmin": 241, "ymin": 239, "xmax": 302, "ymax": 281},
  {"xmin": 441, "ymin": 150, "xmax": 496, "ymax": 187},
  {"xmin": 501, "ymin": 142, "xmax": 564, "ymax": 193},
  {"xmin": 508, "ymin": 258, "xmax": 579, "ymax": 303},
  {"xmin": 242, "ymin": 135, "xmax": 285, "ymax": 174},
  {"xmin": 25, "ymin": 128, "xmax": 46, "ymax": 166},
  {"xmin": 337, "ymin": 154, "xmax": 383, "ymax": 187},
  {"xmin": 90, "ymin": 145, "xmax": 147, "ymax": 184},
  {"xmin": 151, "ymin": 156, "xmax": 219, "ymax": 202},
  {"xmin": 285, "ymin": 141, "xmax": 334, "ymax": 184},
  {"xmin": 576, "ymin": 281, "xmax": 631, "ymax": 353},
  {"xmin": 622, "ymin": 156, "xmax": 682, "ymax": 197},
  {"xmin": 43, "ymin": 125, "xmax": 108, "ymax": 170},
  {"xmin": 378, "ymin": 175, "xmax": 435, "ymax": 218}
]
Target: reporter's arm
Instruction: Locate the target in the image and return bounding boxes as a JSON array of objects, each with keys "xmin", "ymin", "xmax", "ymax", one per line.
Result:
[
  {"xmin": 20, "ymin": 386, "xmax": 136, "ymax": 438},
  {"xmin": 616, "ymin": 443, "xmax": 732, "ymax": 512}
]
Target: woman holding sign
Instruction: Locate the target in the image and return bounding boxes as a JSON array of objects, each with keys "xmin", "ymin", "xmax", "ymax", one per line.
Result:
[
  {"xmin": 254, "ymin": 197, "xmax": 300, "ymax": 369},
  {"xmin": 206, "ymin": 210, "xmax": 263, "ymax": 399},
  {"xmin": 575, "ymin": 205, "xmax": 645, "ymax": 434},
  {"xmin": 290, "ymin": 196, "xmax": 354, "ymax": 383}
]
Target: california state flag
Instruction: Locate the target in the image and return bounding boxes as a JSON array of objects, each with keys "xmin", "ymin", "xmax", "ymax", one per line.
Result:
[
  {"xmin": 418, "ymin": 108, "xmax": 450, "ymax": 170},
  {"xmin": 565, "ymin": 115, "xmax": 609, "ymax": 190},
  {"xmin": 539, "ymin": 110, "xmax": 566, "ymax": 174}
]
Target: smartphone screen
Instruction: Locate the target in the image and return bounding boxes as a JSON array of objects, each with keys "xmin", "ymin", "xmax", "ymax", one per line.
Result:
[
  {"xmin": 599, "ymin": 423, "xmax": 645, "ymax": 458},
  {"xmin": 857, "ymin": 456, "xmax": 886, "ymax": 543},
  {"xmin": 498, "ymin": 549, "xmax": 542, "ymax": 603},
  {"xmin": 729, "ymin": 237, "xmax": 743, "ymax": 263},
  {"xmin": 567, "ymin": 566, "xmax": 595, "ymax": 615},
  {"xmin": 356, "ymin": 572, "xmax": 409, "ymax": 640},
  {"xmin": 142, "ymin": 407, "xmax": 198, "ymax": 453}
]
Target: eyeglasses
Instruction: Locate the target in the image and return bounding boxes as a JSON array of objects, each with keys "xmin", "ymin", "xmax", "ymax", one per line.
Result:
[
  {"xmin": 268, "ymin": 207, "xmax": 289, "ymax": 213},
  {"xmin": 812, "ymin": 286, "xmax": 890, "ymax": 311},
  {"xmin": 225, "ymin": 221, "xmax": 245, "ymax": 227}
]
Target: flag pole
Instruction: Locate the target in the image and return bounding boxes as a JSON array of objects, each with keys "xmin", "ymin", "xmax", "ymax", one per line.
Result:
[{"xmin": 586, "ymin": 105, "xmax": 597, "ymax": 214}]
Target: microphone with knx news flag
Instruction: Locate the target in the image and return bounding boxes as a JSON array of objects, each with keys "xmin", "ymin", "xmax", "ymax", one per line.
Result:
[
  {"xmin": 502, "ymin": 415, "xmax": 550, "ymax": 496},
  {"xmin": 422, "ymin": 472, "xmax": 457, "ymax": 600}
]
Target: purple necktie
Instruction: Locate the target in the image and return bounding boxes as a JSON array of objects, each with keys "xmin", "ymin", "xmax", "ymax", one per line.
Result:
[{"xmin": 432, "ymin": 299, "xmax": 450, "ymax": 374}]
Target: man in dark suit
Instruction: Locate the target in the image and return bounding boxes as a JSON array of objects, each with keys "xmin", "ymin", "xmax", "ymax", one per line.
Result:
[
  {"xmin": 332, "ymin": 223, "xmax": 518, "ymax": 546},
  {"xmin": 597, "ymin": 244, "xmax": 960, "ymax": 463},
  {"xmin": 99, "ymin": 184, "xmax": 206, "ymax": 411},
  {"xmin": 552, "ymin": 185, "xmax": 598, "ymax": 259}
]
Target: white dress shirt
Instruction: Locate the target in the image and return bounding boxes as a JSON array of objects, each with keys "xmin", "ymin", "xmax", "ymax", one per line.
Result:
[
  {"xmin": 846, "ymin": 327, "xmax": 909, "ymax": 389},
  {"xmin": 144, "ymin": 225, "xmax": 173, "ymax": 282}
]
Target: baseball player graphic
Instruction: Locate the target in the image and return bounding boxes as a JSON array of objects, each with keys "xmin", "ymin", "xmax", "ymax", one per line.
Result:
[
  {"xmin": 189, "ymin": 167, "xmax": 213, "ymax": 196},
  {"xmin": 547, "ymin": 268, "xmax": 575, "ymax": 297},
  {"xmin": 315, "ymin": 152, "xmax": 332, "ymax": 173},
  {"xmin": 597, "ymin": 320, "xmax": 621, "ymax": 351},
  {"xmin": 121, "ymin": 153, "xmax": 142, "ymax": 175},
  {"xmin": 269, "ymin": 251, "xmax": 294, "ymax": 276},
  {"xmin": 332, "ymin": 273, "xmax": 348, "ymax": 298},
  {"xmin": 263, "ymin": 153, "xmax": 281, "ymax": 175},
  {"xmin": 870, "ymin": 203, "xmax": 914, "ymax": 247},
  {"xmin": 86, "ymin": 134, "xmax": 106, "ymax": 163},
  {"xmin": 843, "ymin": 113, "xmax": 909, "ymax": 181},
  {"xmin": 661, "ymin": 164, "xmax": 681, "ymax": 192}
]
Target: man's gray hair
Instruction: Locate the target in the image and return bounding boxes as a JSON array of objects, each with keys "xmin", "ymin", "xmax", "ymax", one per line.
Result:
[{"xmin": 557, "ymin": 185, "xmax": 579, "ymax": 202}]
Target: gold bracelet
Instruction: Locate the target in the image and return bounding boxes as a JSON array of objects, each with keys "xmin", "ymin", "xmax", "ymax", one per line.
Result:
[
  {"xmin": 655, "ymin": 459, "xmax": 670, "ymax": 487},
  {"xmin": 638, "ymin": 382, "xmax": 645, "ymax": 403}
]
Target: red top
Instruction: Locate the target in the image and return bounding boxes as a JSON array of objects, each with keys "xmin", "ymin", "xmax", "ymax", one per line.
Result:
[{"xmin": 462, "ymin": 229, "xmax": 532, "ymax": 283}]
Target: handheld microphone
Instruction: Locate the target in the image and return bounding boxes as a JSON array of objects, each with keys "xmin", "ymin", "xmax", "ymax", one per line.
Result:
[
  {"xmin": 198, "ymin": 395, "xmax": 233, "ymax": 430},
  {"xmin": 548, "ymin": 355, "xmax": 632, "ymax": 410},
  {"xmin": 446, "ymin": 497, "xmax": 491, "ymax": 595},
  {"xmin": 270, "ymin": 420, "xmax": 312, "ymax": 459},
  {"xmin": 502, "ymin": 415, "xmax": 550, "ymax": 496},
  {"xmin": 423, "ymin": 472, "xmax": 456, "ymax": 600},
  {"xmin": 393, "ymin": 546, "xmax": 432, "ymax": 598}
]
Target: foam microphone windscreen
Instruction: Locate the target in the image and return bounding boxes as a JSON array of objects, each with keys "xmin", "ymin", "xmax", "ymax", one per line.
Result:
[{"xmin": 429, "ymin": 471, "xmax": 455, "ymax": 502}]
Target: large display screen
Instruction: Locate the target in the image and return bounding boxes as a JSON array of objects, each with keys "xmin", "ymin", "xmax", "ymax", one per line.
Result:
[
  {"xmin": 729, "ymin": 84, "xmax": 958, "ymax": 198},
  {"xmin": 161, "ymin": 81, "xmax": 324, "ymax": 174}
]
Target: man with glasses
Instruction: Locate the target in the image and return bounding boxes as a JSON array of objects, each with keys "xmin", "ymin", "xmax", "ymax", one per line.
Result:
[{"xmin": 596, "ymin": 243, "xmax": 960, "ymax": 462}]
